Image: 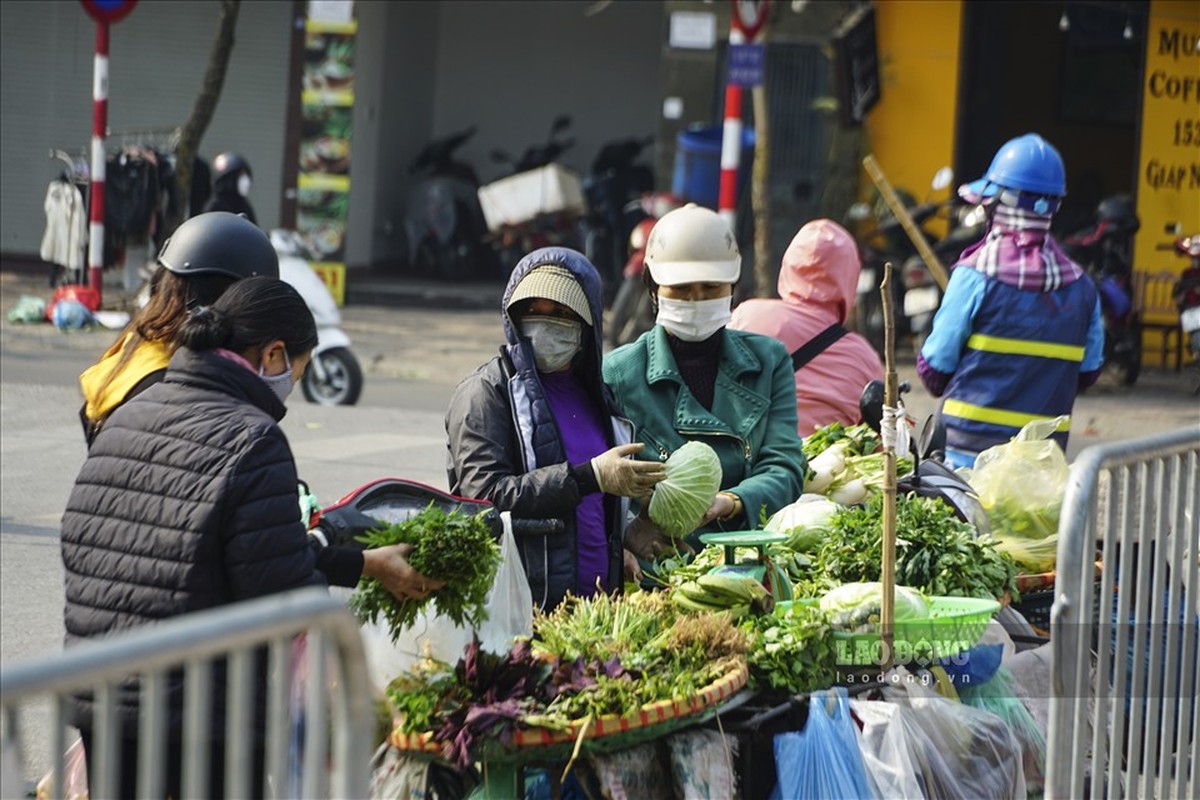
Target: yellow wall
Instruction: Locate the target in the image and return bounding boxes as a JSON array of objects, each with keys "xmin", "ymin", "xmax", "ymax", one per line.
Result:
[
  {"xmin": 865, "ymin": 0, "xmax": 963, "ymax": 232},
  {"xmin": 1133, "ymin": 0, "xmax": 1200, "ymax": 303}
]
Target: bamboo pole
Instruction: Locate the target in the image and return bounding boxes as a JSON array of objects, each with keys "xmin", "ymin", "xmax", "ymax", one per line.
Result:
[
  {"xmin": 879, "ymin": 261, "xmax": 898, "ymax": 674},
  {"xmin": 862, "ymin": 155, "xmax": 949, "ymax": 291}
]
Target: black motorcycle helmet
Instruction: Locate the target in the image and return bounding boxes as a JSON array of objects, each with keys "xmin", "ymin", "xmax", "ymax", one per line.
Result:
[
  {"xmin": 212, "ymin": 151, "xmax": 251, "ymax": 184},
  {"xmin": 157, "ymin": 211, "xmax": 278, "ymax": 281},
  {"xmin": 1096, "ymin": 195, "xmax": 1139, "ymax": 236}
]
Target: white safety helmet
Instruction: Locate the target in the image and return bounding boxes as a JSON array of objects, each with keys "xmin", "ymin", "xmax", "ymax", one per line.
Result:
[{"xmin": 643, "ymin": 203, "xmax": 741, "ymax": 286}]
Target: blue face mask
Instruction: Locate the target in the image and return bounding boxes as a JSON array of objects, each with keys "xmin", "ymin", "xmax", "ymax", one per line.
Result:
[{"xmin": 259, "ymin": 349, "xmax": 295, "ymax": 402}]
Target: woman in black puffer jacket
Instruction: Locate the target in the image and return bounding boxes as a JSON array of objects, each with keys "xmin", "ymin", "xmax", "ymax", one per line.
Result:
[{"xmin": 61, "ymin": 277, "xmax": 439, "ymax": 799}]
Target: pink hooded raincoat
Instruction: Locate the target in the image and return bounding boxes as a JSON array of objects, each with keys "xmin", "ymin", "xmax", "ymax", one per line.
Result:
[{"xmin": 730, "ymin": 219, "xmax": 883, "ymax": 437}]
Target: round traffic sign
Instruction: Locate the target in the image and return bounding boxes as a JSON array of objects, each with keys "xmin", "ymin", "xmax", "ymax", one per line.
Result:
[
  {"xmin": 731, "ymin": 0, "xmax": 770, "ymax": 41},
  {"xmin": 80, "ymin": 0, "xmax": 138, "ymax": 25}
]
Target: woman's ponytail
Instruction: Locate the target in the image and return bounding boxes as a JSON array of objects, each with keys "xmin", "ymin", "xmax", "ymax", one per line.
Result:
[{"xmin": 177, "ymin": 305, "xmax": 234, "ymax": 351}]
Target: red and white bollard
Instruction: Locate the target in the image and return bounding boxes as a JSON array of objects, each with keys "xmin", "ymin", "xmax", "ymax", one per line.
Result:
[
  {"xmin": 89, "ymin": 20, "xmax": 108, "ymax": 305},
  {"xmin": 717, "ymin": 27, "xmax": 745, "ymax": 232}
]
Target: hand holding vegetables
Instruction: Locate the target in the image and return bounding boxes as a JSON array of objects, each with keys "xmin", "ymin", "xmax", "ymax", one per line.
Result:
[
  {"xmin": 590, "ymin": 442, "xmax": 667, "ymax": 497},
  {"xmin": 361, "ymin": 543, "xmax": 445, "ymax": 601},
  {"xmin": 350, "ymin": 506, "xmax": 502, "ymax": 642},
  {"xmin": 703, "ymin": 492, "xmax": 742, "ymax": 524},
  {"xmin": 624, "ymin": 510, "xmax": 685, "ymax": 560},
  {"xmin": 647, "ymin": 441, "xmax": 722, "ymax": 539}
]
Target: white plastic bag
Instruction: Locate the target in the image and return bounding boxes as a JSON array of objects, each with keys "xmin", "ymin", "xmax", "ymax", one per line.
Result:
[
  {"xmin": 475, "ymin": 511, "xmax": 534, "ymax": 653},
  {"xmin": 850, "ymin": 667, "xmax": 1027, "ymax": 800},
  {"xmin": 361, "ymin": 512, "xmax": 533, "ymax": 689}
]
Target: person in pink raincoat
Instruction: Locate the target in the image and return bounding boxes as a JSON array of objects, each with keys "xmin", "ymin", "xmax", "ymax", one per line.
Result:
[{"xmin": 729, "ymin": 219, "xmax": 883, "ymax": 437}]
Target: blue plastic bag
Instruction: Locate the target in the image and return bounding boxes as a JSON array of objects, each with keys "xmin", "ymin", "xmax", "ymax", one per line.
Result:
[{"xmin": 769, "ymin": 688, "xmax": 874, "ymax": 800}]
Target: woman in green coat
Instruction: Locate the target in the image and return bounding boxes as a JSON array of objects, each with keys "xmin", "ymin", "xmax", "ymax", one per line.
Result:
[{"xmin": 603, "ymin": 204, "xmax": 807, "ymax": 564}]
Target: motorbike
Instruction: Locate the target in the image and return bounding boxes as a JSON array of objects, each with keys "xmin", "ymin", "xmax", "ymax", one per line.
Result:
[
  {"xmin": 1063, "ymin": 195, "xmax": 1142, "ymax": 386},
  {"xmin": 480, "ymin": 115, "xmax": 584, "ymax": 273},
  {"xmin": 271, "ymin": 230, "xmax": 364, "ymax": 405},
  {"xmin": 899, "ymin": 201, "xmax": 988, "ymax": 352},
  {"xmin": 848, "ymin": 167, "xmax": 984, "ymax": 353},
  {"xmin": 857, "ymin": 379, "xmax": 989, "ymax": 533},
  {"xmin": 605, "ymin": 193, "xmax": 682, "ymax": 349},
  {"xmin": 1169, "ymin": 232, "xmax": 1200, "ymax": 393},
  {"xmin": 402, "ymin": 126, "xmax": 499, "ymax": 281},
  {"xmin": 579, "ymin": 134, "xmax": 656, "ymax": 302}
]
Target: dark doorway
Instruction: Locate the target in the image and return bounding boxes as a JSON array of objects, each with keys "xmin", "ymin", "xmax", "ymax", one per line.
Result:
[{"xmin": 955, "ymin": 1, "xmax": 1147, "ymax": 237}]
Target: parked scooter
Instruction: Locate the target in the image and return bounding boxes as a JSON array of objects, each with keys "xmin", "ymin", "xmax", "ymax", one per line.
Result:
[
  {"xmin": 606, "ymin": 193, "xmax": 681, "ymax": 349},
  {"xmin": 482, "ymin": 113, "xmax": 585, "ymax": 272},
  {"xmin": 1063, "ymin": 195, "xmax": 1142, "ymax": 386},
  {"xmin": 271, "ymin": 230, "xmax": 364, "ymax": 405},
  {"xmin": 848, "ymin": 167, "xmax": 980, "ymax": 353},
  {"xmin": 1169, "ymin": 232, "xmax": 1200, "ymax": 393},
  {"xmin": 900, "ymin": 201, "xmax": 988, "ymax": 352},
  {"xmin": 857, "ymin": 379, "xmax": 989, "ymax": 533},
  {"xmin": 580, "ymin": 134, "xmax": 655, "ymax": 301},
  {"xmin": 402, "ymin": 126, "xmax": 498, "ymax": 281}
]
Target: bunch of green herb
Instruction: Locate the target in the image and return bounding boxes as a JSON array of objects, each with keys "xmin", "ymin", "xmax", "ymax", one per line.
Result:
[
  {"xmin": 532, "ymin": 590, "xmax": 673, "ymax": 667},
  {"xmin": 803, "ymin": 422, "xmax": 881, "ymax": 461},
  {"xmin": 814, "ymin": 494, "xmax": 1020, "ymax": 600},
  {"xmin": 350, "ymin": 505, "xmax": 502, "ymax": 641},
  {"xmin": 740, "ymin": 602, "xmax": 835, "ymax": 694}
]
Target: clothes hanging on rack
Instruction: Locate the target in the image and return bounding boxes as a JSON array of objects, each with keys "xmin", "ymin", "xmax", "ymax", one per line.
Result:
[
  {"xmin": 40, "ymin": 177, "xmax": 88, "ymax": 274},
  {"xmin": 105, "ymin": 147, "xmax": 161, "ymax": 244}
]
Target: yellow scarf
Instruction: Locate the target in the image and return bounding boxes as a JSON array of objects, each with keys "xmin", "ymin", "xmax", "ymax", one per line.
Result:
[{"xmin": 80, "ymin": 333, "xmax": 173, "ymax": 422}]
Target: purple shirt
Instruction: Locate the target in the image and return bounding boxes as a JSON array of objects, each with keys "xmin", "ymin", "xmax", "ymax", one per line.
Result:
[{"xmin": 540, "ymin": 370, "xmax": 609, "ymax": 595}]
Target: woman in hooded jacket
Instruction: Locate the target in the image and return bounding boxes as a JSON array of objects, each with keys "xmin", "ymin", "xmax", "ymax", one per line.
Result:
[
  {"xmin": 730, "ymin": 219, "xmax": 884, "ymax": 436},
  {"xmin": 445, "ymin": 247, "xmax": 665, "ymax": 610}
]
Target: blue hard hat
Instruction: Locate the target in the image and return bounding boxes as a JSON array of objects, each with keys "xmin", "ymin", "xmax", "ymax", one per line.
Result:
[{"xmin": 962, "ymin": 133, "xmax": 1066, "ymax": 199}]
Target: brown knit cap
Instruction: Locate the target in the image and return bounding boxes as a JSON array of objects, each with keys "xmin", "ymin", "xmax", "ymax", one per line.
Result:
[{"xmin": 506, "ymin": 264, "xmax": 593, "ymax": 326}]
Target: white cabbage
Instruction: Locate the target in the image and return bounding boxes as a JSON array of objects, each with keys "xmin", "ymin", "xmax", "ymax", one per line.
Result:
[{"xmin": 648, "ymin": 441, "xmax": 722, "ymax": 539}]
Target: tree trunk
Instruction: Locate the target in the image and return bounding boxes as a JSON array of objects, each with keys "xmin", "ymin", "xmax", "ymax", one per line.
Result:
[
  {"xmin": 167, "ymin": 0, "xmax": 241, "ymax": 236},
  {"xmin": 751, "ymin": 81, "xmax": 771, "ymax": 297}
]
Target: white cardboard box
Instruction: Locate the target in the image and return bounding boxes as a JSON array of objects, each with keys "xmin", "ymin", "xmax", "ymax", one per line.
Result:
[{"xmin": 477, "ymin": 163, "xmax": 585, "ymax": 231}]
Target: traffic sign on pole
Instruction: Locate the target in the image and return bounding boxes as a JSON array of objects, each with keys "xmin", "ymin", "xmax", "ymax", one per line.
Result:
[
  {"xmin": 78, "ymin": 0, "xmax": 136, "ymax": 306},
  {"xmin": 81, "ymin": 0, "xmax": 137, "ymax": 24},
  {"xmin": 731, "ymin": 0, "xmax": 769, "ymax": 40}
]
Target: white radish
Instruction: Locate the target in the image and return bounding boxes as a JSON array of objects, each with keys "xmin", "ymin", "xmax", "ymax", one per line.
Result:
[
  {"xmin": 804, "ymin": 441, "xmax": 848, "ymax": 494},
  {"xmin": 829, "ymin": 477, "xmax": 868, "ymax": 506}
]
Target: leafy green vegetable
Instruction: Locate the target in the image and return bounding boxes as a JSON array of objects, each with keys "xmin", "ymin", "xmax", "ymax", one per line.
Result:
[
  {"xmin": 740, "ymin": 602, "xmax": 835, "ymax": 694},
  {"xmin": 648, "ymin": 441, "xmax": 722, "ymax": 540},
  {"xmin": 818, "ymin": 582, "xmax": 929, "ymax": 633},
  {"xmin": 764, "ymin": 495, "xmax": 840, "ymax": 553},
  {"xmin": 349, "ymin": 505, "xmax": 502, "ymax": 641},
  {"xmin": 803, "ymin": 422, "xmax": 881, "ymax": 461},
  {"xmin": 810, "ymin": 494, "xmax": 1020, "ymax": 601}
]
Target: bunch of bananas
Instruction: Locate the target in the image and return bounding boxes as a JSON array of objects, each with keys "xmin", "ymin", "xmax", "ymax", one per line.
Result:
[{"xmin": 672, "ymin": 573, "xmax": 776, "ymax": 618}]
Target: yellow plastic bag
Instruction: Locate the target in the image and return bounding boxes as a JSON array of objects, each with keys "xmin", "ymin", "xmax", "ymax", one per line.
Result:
[{"xmin": 969, "ymin": 416, "xmax": 1069, "ymax": 573}]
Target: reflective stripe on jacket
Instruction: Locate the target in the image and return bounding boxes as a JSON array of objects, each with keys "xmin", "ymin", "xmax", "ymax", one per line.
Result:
[{"xmin": 921, "ymin": 266, "xmax": 1103, "ymax": 455}]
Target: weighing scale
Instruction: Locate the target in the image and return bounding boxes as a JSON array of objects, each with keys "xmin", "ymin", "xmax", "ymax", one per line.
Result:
[{"xmin": 697, "ymin": 530, "xmax": 794, "ymax": 602}]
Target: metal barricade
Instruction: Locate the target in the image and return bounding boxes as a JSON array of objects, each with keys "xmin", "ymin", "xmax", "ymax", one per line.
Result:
[
  {"xmin": 1047, "ymin": 425, "xmax": 1200, "ymax": 799},
  {"xmin": 1, "ymin": 588, "xmax": 373, "ymax": 799}
]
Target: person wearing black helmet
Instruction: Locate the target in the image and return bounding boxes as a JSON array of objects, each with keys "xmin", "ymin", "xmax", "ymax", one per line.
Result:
[
  {"xmin": 79, "ymin": 211, "xmax": 278, "ymax": 446},
  {"xmin": 202, "ymin": 151, "xmax": 257, "ymax": 224}
]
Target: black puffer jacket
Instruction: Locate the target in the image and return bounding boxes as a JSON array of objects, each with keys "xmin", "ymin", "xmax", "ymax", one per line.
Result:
[
  {"xmin": 445, "ymin": 248, "xmax": 632, "ymax": 611},
  {"xmin": 61, "ymin": 347, "xmax": 323, "ymax": 731}
]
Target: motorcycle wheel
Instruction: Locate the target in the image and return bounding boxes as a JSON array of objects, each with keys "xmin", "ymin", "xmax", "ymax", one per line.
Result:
[{"xmin": 302, "ymin": 347, "xmax": 363, "ymax": 406}]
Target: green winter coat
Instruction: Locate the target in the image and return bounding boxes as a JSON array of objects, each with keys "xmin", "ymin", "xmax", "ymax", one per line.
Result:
[{"xmin": 603, "ymin": 325, "xmax": 807, "ymax": 544}]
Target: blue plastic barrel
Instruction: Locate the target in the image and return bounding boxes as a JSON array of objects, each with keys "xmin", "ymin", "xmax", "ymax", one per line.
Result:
[{"xmin": 671, "ymin": 125, "xmax": 756, "ymax": 210}]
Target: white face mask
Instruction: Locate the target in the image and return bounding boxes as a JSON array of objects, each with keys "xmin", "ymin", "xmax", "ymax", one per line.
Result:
[
  {"xmin": 259, "ymin": 349, "xmax": 295, "ymax": 402},
  {"xmin": 237, "ymin": 173, "xmax": 252, "ymax": 198},
  {"xmin": 656, "ymin": 296, "xmax": 732, "ymax": 342},
  {"xmin": 519, "ymin": 316, "xmax": 583, "ymax": 373}
]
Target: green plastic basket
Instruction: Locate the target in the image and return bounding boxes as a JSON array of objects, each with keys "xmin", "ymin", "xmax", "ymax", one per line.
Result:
[{"xmin": 780, "ymin": 596, "xmax": 1001, "ymax": 666}]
